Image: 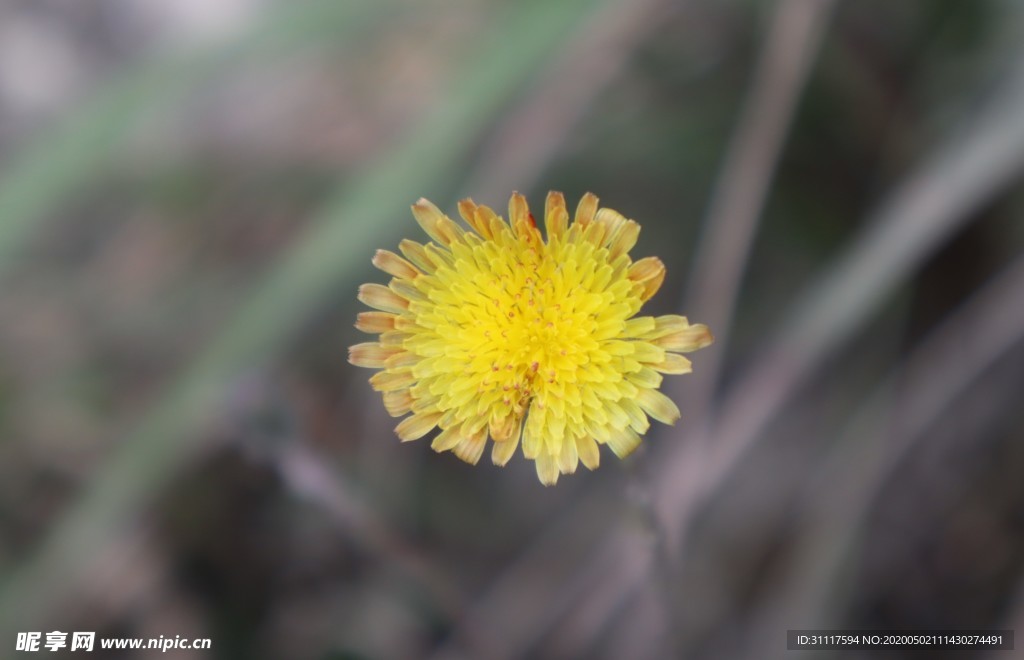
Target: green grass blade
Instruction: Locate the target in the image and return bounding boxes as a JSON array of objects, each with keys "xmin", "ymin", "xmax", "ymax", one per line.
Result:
[{"xmin": 0, "ymin": 0, "xmax": 398, "ymax": 274}]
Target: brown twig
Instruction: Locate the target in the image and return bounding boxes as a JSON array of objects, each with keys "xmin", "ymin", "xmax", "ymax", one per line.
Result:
[
  {"xmin": 654, "ymin": 54, "xmax": 1024, "ymax": 550},
  {"xmin": 681, "ymin": 0, "xmax": 838, "ymax": 412},
  {"xmin": 276, "ymin": 443, "xmax": 466, "ymax": 619},
  {"xmin": 458, "ymin": 0, "xmax": 671, "ymax": 206}
]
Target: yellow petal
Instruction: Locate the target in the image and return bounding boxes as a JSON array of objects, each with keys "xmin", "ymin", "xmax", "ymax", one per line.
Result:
[
  {"xmin": 348, "ymin": 343, "xmax": 402, "ymax": 368},
  {"xmin": 372, "ymin": 249, "xmax": 419, "ymax": 279},
  {"xmin": 581, "ymin": 219, "xmax": 607, "ymax": 246},
  {"xmin": 621, "ymin": 399, "xmax": 651, "ymax": 434},
  {"xmin": 632, "ymin": 342, "xmax": 666, "ymax": 364},
  {"xmin": 431, "ymin": 426, "xmax": 462, "ymax": 452},
  {"xmin": 489, "ymin": 412, "xmax": 522, "ymax": 443},
  {"xmin": 594, "ymin": 207, "xmax": 626, "ymax": 234},
  {"xmin": 410, "ymin": 393, "xmax": 441, "ymax": 414},
  {"xmin": 469, "ymin": 204, "xmax": 500, "ymax": 240},
  {"xmin": 607, "ymin": 219, "xmax": 640, "ymax": 261},
  {"xmin": 369, "ymin": 369, "xmax": 415, "ymax": 392},
  {"xmin": 651, "ymin": 353, "xmax": 692, "ymax": 374},
  {"xmin": 606, "ymin": 428, "xmax": 641, "ymax": 459},
  {"xmin": 636, "ymin": 388, "xmax": 680, "ymax": 425},
  {"xmin": 390, "ymin": 278, "xmax": 426, "ymax": 303},
  {"xmin": 382, "ymin": 390, "xmax": 413, "ymax": 417},
  {"xmin": 576, "ymin": 435, "xmax": 600, "ymax": 470},
  {"xmin": 487, "ymin": 209, "xmax": 511, "ymax": 238},
  {"xmin": 626, "ymin": 367, "xmax": 662, "ymax": 389},
  {"xmin": 384, "ymin": 351, "xmax": 419, "ymax": 369},
  {"xmin": 395, "ymin": 411, "xmax": 442, "ymax": 441},
  {"xmin": 358, "ymin": 283, "xmax": 408, "ymax": 313},
  {"xmin": 642, "ymin": 315, "xmax": 690, "ymax": 339},
  {"xmin": 423, "ymin": 243, "xmax": 454, "ymax": 269},
  {"xmin": 535, "ymin": 453, "xmax": 560, "ymax": 486},
  {"xmin": 412, "ymin": 198, "xmax": 462, "ymax": 245},
  {"xmin": 654, "ymin": 323, "xmax": 714, "ymax": 352},
  {"xmin": 355, "ymin": 311, "xmax": 396, "ymax": 334},
  {"xmin": 491, "ymin": 433, "xmax": 520, "ymax": 467},
  {"xmin": 457, "ymin": 198, "xmax": 478, "ymax": 224},
  {"xmin": 378, "ymin": 331, "xmax": 411, "ymax": 346},
  {"xmin": 453, "ymin": 429, "xmax": 487, "ymax": 465},
  {"xmin": 544, "ymin": 191, "xmax": 568, "ymax": 240},
  {"xmin": 556, "ymin": 436, "xmax": 579, "ymax": 474},
  {"xmin": 509, "ymin": 190, "xmax": 532, "ymax": 226},
  {"xmin": 398, "ymin": 239, "xmax": 435, "ymax": 273},
  {"xmin": 574, "ymin": 192, "xmax": 599, "ymax": 227},
  {"xmin": 627, "ymin": 256, "xmax": 664, "ymax": 283},
  {"xmin": 639, "ymin": 266, "xmax": 666, "ymax": 302},
  {"xmin": 623, "ymin": 317, "xmax": 656, "ymax": 337},
  {"xmin": 522, "ymin": 409, "xmax": 543, "ymax": 459}
]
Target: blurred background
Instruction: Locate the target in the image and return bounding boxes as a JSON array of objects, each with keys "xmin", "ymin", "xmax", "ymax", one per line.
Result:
[{"xmin": 1, "ymin": 0, "xmax": 1022, "ymax": 658}]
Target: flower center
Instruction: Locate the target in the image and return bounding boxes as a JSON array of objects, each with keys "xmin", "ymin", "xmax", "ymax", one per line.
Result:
[{"xmin": 410, "ymin": 232, "xmax": 639, "ymax": 425}]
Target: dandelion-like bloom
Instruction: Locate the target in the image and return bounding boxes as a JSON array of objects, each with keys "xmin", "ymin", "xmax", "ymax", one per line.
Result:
[{"xmin": 349, "ymin": 192, "xmax": 712, "ymax": 485}]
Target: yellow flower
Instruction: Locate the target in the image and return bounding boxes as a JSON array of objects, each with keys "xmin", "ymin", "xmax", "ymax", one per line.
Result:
[{"xmin": 349, "ymin": 192, "xmax": 713, "ymax": 485}]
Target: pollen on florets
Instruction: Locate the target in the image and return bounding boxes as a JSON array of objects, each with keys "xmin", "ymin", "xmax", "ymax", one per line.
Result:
[{"xmin": 349, "ymin": 191, "xmax": 713, "ymax": 485}]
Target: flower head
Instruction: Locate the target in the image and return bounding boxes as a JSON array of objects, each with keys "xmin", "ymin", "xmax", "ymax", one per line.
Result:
[{"xmin": 350, "ymin": 192, "xmax": 712, "ymax": 485}]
